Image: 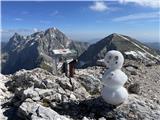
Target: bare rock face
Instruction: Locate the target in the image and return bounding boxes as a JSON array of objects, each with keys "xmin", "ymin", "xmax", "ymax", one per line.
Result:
[
  {"xmin": 0, "ymin": 74, "xmax": 9, "ymax": 100},
  {"xmin": 0, "ymin": 74, "xmax": 12, "ymax": 120},
  {"xmin": 78, "ymin": 74, "xmax": 101, "ymax": 95},
  {"xmin": 18, "ymin": 98, "xmax": 70, "ymax": 120}
]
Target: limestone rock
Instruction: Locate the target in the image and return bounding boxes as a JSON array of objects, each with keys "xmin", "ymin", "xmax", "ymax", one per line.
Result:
[
  {"xmin": 18, "ymin": 98, "xmax": 70, "ymax": 120},
  {"xmin": 125, "ymin": 66, "xmax": 138, "ymax": 75},
  {"xmin": 0, "ymin": 74, "xmax": 11, "ymax": 120},
  {"xmin": 78, "ymin": 74, "xmax": 101, "ymax": 95}
]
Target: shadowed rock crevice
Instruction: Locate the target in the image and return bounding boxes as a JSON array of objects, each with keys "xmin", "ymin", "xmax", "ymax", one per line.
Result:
[{"xmin": 52, "ymin": 96, "xmax": 116, "ymax": 120}]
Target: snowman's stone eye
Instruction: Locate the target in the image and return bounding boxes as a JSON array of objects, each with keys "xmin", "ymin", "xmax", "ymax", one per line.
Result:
[
  {"xmin": 115, "ymin": 56, "xmax": 118, "ymax": 60},
  {"xmin": 111, "ymin": 73, "xmax": 114, "ymax": 76},
  {"xmin": 108, "ymin": 56, "xmax": 112, "ymax": 59},
  {"xmin": 115, "ymin": 61, "xmax": 118, "ymax": 64}
]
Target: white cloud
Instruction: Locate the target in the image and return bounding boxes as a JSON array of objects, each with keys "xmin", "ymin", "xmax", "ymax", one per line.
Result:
[
  {"xmin": 119, "ymin": 0, "xmax": 160, "ymax": 8},
  {"xmin": 50, "ymin": 10, "xmax": 59, "ymax": 16},
  {"xmin": 39, "ymin": 20, "xmax": 51, "ymax": 24},
  {"xmin": 113, "ymin": 11, "xmax": 160, "ymax": 22},
  {"xmin": 14, "ymin": 18, "xmax": 23, "ymax": 21},
  {"xmin": 89, "ymin": 1, "xmax": 108, "ymax": 12},
  {"xmin": 21, "ymin": 11, "xmax": 29, "ymax": 15}
]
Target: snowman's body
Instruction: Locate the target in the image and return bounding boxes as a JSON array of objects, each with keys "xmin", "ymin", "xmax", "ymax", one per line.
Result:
[
  {"xmin": 101, "ymin": 50, "xmax": 128, "ymax": 105},
  {"xmin": 101, "ymin": 86, "xmax": 128, "ymax": 105}
]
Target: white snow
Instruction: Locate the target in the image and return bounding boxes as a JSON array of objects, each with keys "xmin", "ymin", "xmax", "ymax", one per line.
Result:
[
  {"xmin": 124, "ymin": 50, "xmax": 149, "ymax": 60},
  {"xmin": 36, "ymin": 35, "xmax": 40, "ymax": 38},
  {"xmin": 117, "ymin": 34, "xmax": 159, "ymax": 60},
  {"xmin": 143, "ymin": 45, "xmax": 149, "ymax": 49},
  {"xmin": 137, "ymin": 51, "xmax": 147, "ymax": 58},
  {"xmin": 30, "ymin": 42, "xmax": 35, "ymax": 46},
  {"xmin": 16, "ymin": 45, "xmax": 20, "ymax": 48},
  {"xmin": 125, "ymin": 51, "xmax": 137, "ymax": 56},
  {"xmin": 66, "ymin": 41, "xmax": 71, "ymax": 47},
  {"xmin": 23, "ymin": 36, "xmax": 26, "ymax": 39},
  {"xmin": 51, "ymin": 34, "xmax": 55, "ymax": 38}
]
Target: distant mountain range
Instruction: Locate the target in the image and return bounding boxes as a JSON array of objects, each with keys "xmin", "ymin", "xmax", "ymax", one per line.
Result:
[
  {"xmin": 1, "ymin": 27, "xmax": 89, "ymax": 74},
  {"xmin": 78, "ymin": 33, "xmax": 160, "ymax": 68},
  {"xmin": 144, "ymin": 42, "xmax": 160, "ymax": 50},
  {"xmin": 1, "ymin": 28, "xmax": 160, "ymax": 74}
]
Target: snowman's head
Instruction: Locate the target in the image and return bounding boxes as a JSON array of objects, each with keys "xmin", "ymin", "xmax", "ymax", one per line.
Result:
[{"xmin": 104, "ymin": 50, "xmax": 124, "ymax": 70}]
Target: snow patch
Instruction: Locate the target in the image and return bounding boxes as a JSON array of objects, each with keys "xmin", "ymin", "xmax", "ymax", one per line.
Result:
[
  {"xmin": 51, "ymin": 34, "xmax": 55, "ymax": 38},
  {"xmin": 66, "ymin": 41, "xmax": 71, "ymax": 47},
  {"xmin": 36, "ymin": 35, "xmax": 40, "ymax": 38},
  {"xmin": 117, "ymin": 34, "xmax": 158, "ymax": 60},
  {"xmin": 142, "ymin": 45, "xmax": 149, "ymax": 50},
  {"xmin": 124, "ymin": 51, "xmax": 148, "ymax": 60},
  {"xmin": 16, "ymin": 45, "xmax": 21, "ymax": 48},
  {"xmin": 30, "ymin": 42, "xmax": 35, "ymax": 46}
]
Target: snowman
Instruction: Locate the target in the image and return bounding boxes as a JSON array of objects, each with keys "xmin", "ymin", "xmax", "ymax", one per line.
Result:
[{"xmin": 101, "ymin": 50, "xmax": 128, "ymax": 105}]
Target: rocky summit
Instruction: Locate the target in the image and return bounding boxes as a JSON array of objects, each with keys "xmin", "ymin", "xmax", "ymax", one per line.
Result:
[{"xmin": 0, "ymin": 61, "xmax": 160, "ymax": 120}]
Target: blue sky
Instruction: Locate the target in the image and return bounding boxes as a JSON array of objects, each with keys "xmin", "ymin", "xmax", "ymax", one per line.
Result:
[{"xmin": 1, "ymin": 0, "xmax": 160, "ymax": 42}]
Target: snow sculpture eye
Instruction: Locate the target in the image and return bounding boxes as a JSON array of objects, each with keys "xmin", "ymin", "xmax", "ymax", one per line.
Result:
[
  {"xmin": 108, "ymin": 56, "xmax": 112, "ymax": 59},
  {"xmin": 115, "ymin": 61, "xmax": 118, "ymax": 64},
  {"xmin": 115, "ymin": 56, "xmax": 118, "ymax": 60},
  {"xmin": 111, "ymin": 73, "xmax": 114, "ymax": 76}
]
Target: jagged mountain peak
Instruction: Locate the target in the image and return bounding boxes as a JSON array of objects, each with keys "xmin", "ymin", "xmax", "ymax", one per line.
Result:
[
  {"xmin": 13, "ymin": 32, "xmax": 20, "ymax": 36},
  {"xmin": 2, "ymin": 27, "xmax": 89, "ymax": 74},
  {"xmin": 44, "ymin": 27, "xmax": 61, "ymax": 35},
  {"xmin": 46, "ymin": 27, "xmax": 57, "ymax": 31},
  {"xmin": 45, "ymin": 27, "xmax": 56, "ymax": 33},
  {"xmin": 110, "ymin": 33, "xmax": 119, "ymax": 37},
  {"xmin": 4, "ymin": 32, "xmax": 25, "ymax": 52},
  {"xmin": 107, "ymin": 33, "xmax": 130, "ymax": 41},
  {"xmin": 11, "ymin": 32, "xmax": 24, "ymax": 40}
]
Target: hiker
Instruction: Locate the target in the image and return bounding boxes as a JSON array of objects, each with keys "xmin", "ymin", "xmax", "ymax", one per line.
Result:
[
  {"xmin": 69, "ymin": 59, "xmax": 78, "ymax": 77},
  {"xmin": 62, "ymin": 59, "xmax": 68, "ymax": 76}
]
